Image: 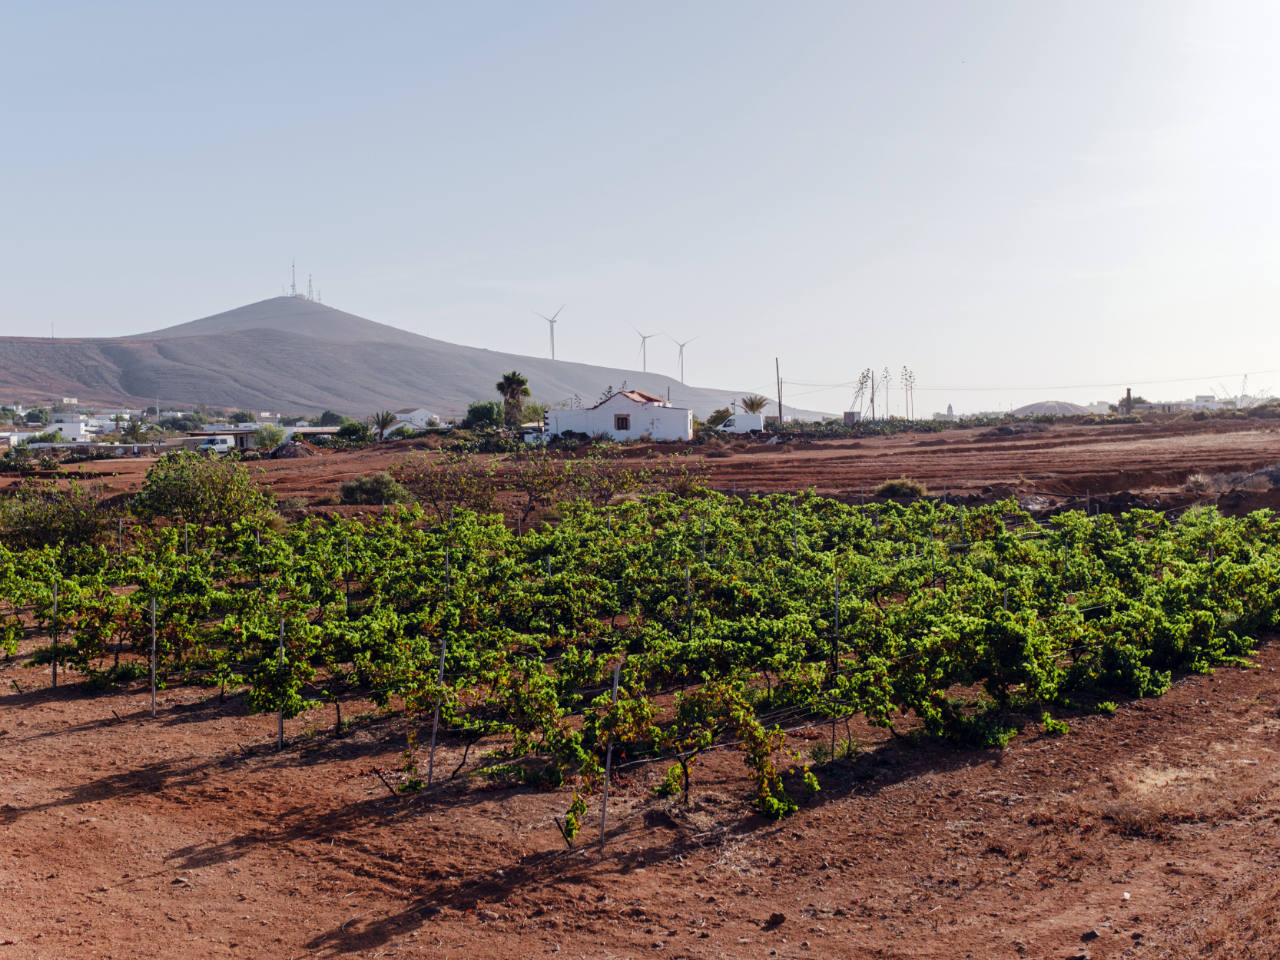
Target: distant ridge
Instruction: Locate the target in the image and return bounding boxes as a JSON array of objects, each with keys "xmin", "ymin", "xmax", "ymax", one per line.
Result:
[
  {"xmin": 0, "ymin": 296, "xmax": 828, "ymax": 420},
  {"xmin": 131, "ymin": 297, "xmax": 425, "ymax": 346}
]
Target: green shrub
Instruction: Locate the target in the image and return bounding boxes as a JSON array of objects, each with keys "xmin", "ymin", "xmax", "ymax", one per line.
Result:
[
  {"xmin": 25, "ymin": 429, "xmax": 64, "ymax": 444},
  {"xmin": 0, "ymin": 477, "xmax": 112, "ymax": 548},
  {"xmin": 131, "ymin": 450, "xmax": 274, "ymax": 527},
  {"xmin": 335, "ymin": 421, "xmax": 373, "ymax": 443},
  {"xmin": 338, "ymin": 472, "xmax": 410, "ymax": 506},
  {"xmin": 254, "ymin": 424, "xmax": 286, "ymax": 449},
  {"xmin": 875, "ymin": 477, "xmax": 928, "ymax": 499},
  {"xmin": 462, "ymin": 400, "xmax": 503, "ymax": 430}
]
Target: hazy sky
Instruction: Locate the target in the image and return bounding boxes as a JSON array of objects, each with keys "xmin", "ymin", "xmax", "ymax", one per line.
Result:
[{"xmin": 3, "ymin": 1, "xmax": 1278, "ymax": 414}]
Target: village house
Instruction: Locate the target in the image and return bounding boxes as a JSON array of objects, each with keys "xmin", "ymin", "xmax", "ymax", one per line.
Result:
[
  {"xmin": 49, "ymin": 412, "xmax": 92, "ymax": 442},
  {"xmin": 546, "ymin": 390, "xmax": 692, "ymax": 442},
  {"xmin": 388, "ymin": 406, "xmax": 438, "ymax": 432}
]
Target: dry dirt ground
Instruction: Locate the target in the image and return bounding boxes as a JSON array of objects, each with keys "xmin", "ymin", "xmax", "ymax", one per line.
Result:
[
  {"xmin": 37, "ymin": 416, "xmax": 1280, "ymax": 513},
  {"xmin": 3, "ymin": 642, "xmax": 1280, "ymax": 960},
  {"xmin": 4, "ymin": 418, "xmax": 1280, "ymax": 959}
]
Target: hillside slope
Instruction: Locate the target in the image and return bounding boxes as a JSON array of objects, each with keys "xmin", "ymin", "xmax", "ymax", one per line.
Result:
[{"xmin": 0, "ymin": 297, "xmax": 823, "ymax": 419}]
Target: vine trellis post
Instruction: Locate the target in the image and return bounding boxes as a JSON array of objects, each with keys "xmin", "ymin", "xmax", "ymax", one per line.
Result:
[
  {"xmin": 831, "ymin": 562, "xmax": 840, "ymax": 759},
  {"xmin": 50, "ymin": 582, "xmax": 59, "ymax": 689},
  {"xmin": 150, "ymin": 596, "xmax": 157, "ymax": 718},
  {"xmin": 426, "ymin": 634, "xmax": 448, "ymax": 786},
  {"xmin": 599, "ymin": 660, "xmax": 621, "ymax": 849},
  {"xmin": 276, "ymin": 618, "xmax": 285, "ymax": 751}
]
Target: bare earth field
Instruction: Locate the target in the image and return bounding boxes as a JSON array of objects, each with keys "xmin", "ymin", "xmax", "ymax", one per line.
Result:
[
  {"xmin": 41, "ymin": 416, "xmax": 1280, "ymax": 513},
  {"xmin": 4, "ymin": 417, "xmax": 1280, "ymax": 959}
]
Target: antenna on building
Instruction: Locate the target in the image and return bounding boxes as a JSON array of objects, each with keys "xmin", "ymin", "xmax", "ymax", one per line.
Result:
[
  {"xmin": 291, "ymin": 261, "xmax": 297, "ymax": 297},
  {"xmin": 634, "ymin": 328, "xmax": 658, "ymax": 372},
  {"xmin": 670, "ymin": 335, "xmax": 697, "ymax": 384},
  {"xmin": 536, "ymin": 305, "xmax": 564, "ymax": 360}
]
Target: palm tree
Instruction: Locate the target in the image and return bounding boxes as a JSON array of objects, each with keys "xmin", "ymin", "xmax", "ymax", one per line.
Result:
[
  {"xmin": 369, "ymin": 410, "xmax": 397, "ymax": 441},
  {"xmin": 121, "ymin": 418, "xmax": 146, "ymax": 442},
  {"xmin": 741, "ymin": 394, "xmax": 770, "ymax": 414},
  {"xmin": 496, "ymin": 371, "xmax": 531, "ymax": 428}
]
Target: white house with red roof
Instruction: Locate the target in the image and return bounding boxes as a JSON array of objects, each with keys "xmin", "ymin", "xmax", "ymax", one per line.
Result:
[{"xmin": 546, "ymin": 390, "xmax": 692, "ymax": 442}]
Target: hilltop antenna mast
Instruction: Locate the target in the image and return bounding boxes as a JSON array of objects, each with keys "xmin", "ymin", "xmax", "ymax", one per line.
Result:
[
  {"xmin": 291, "ymin": 261, "xmax": 297, "ymax": 297},
  {"xmin": 536, "ymin": 305, "xmax": 563, "ymax": 360},
  {"xmin": 307, "ymin": 274, "xmax": 313, "ymax": 301}
]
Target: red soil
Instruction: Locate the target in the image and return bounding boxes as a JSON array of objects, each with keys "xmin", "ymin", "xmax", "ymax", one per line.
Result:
[
  {"xmin": 3, "ymin": 643, "xmax": 1279, "ymax": 958},
  {"xmin": 37, "ymin": 416, "xmax": 1280, "ymax": 513},
  {"xmin": 3, "ymin": 417, "xmax": 1280, "ymax": 958}
]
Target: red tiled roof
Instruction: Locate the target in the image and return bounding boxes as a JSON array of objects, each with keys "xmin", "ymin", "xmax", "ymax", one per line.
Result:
[{"xmin": 584, "ymin": 389, "xmax": 668, "ymax": 410}]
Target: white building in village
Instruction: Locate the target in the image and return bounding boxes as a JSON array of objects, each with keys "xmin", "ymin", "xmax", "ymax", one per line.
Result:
[
  {"xmin": 387, "ymin": 407, "xmax": 438, "ymax": 432},
  {"xmin": 546, "ymin": 390, "xmax": 692, "ymax": 442},
  {"xmin": 49, "ymin": 412, "xmax": 92, "ymax": 442}
]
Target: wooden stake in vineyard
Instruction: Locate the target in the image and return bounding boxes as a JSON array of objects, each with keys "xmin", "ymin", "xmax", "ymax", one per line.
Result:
[
  {"xmin": 600, "ymin": 660, "xmax": 621, "ymax": 849},
  {"xmin": 150, "ymin": 596, "xmax": 157, "ymax": 718},
  {"xmin": 831, "ymin": 563, "xmax": 840, "ymax": 760},
  {"xmin": 426, "ymin": 635, "xmax": 448, "ymax": 786},
  {"xmin": 343, "ymin": 535, "xmax": 351, "ymax": 617},
  {"xmin": 50, "ymin": 582, "xmax": 59, "ymax": 689},
  {"xmin": 277, "ymin": 618, "xmax": 285, "ymax": 751},
  {"xmin": 685, "ymin": 567, "xmax": 693, "ymax": 644}
]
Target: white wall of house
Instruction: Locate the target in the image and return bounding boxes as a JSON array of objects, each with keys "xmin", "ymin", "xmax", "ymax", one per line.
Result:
[
  {"xmin": 547, "ymin": 391, "xmax": 692, "ymax": 442},
  {"xmin": 392, "ymin": 407, "xmax": 438, "ymax": 429},
  {"xmin": 50, "ymin": 414, "xmax": 91, "ymax": 442}
]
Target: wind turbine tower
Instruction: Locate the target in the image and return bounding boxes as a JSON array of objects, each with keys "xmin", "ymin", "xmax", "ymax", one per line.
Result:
[
  {"xmin": 671, "ymin": 336, "xmax": 697, "ymax": 384},
  {"xmin": 635, "ymin": 329, "xmax": 658, "ymax": 372},
  {"xmin": 536, "ymin": 305, "xmax": 564, "ymax": 360}
]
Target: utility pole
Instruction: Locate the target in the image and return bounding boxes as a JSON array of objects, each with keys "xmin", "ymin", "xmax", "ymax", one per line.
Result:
[{"xmin": 775, "ymin": 358, "xmax": 783, "ymax": 426}]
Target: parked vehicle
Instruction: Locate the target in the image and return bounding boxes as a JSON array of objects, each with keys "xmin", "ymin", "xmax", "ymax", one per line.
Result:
[
  {"xmin": 196, "ymin": 435, "xmax": 236, "ymax": 455},
  {"xmin": 718, "ymin": 413, "xmax": 765, "ymax": 434}
]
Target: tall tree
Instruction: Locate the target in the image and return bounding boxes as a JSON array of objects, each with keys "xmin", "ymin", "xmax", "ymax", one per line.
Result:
[
  {"xmin": 496, "ymin": 371, "xmax": 531, "ymax": 427},
  {"xmin": 740, "ymin": 394, "xmax": 769, "ymax": 414}
]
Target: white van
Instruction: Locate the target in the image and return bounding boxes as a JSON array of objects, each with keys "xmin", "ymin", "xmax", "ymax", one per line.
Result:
[
  {"xmin": 719, "ymin": 413, "xmax": 765, "ymax": 434},
  {"xmin": 196, "ymin": 435, "xmax": 236, "ymax": 455}
]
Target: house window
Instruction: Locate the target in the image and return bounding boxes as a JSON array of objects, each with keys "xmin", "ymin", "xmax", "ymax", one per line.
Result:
[{"xmin": 614, "ymin": 414, "xmax": 631, "ymax": 431}]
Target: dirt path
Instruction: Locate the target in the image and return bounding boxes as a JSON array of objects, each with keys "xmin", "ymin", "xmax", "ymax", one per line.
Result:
[{"xmin": 3, "ymin": 642, "xmax": 1279, "ymax": 959}]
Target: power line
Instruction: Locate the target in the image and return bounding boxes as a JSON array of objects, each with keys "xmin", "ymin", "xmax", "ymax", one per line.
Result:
[{"xmin": 782, "ymin": 367, "xmax": 1280, "ymax": 396}]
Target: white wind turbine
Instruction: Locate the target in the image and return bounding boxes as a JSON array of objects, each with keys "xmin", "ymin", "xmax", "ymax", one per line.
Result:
[
  {"xmin": 634, "ymin": 328, "xmax": 659, "ymax": 372},
  {"xmin": 671, "ymin": 335, "xmax": 697, "ymax": 384},
  {"xmin": 536, "ymin": 305, "xmax": 564, "ymax": 360}
]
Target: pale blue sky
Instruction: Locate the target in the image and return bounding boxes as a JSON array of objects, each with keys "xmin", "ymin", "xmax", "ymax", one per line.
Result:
[{"xmin": 3, "ymin": 1, "xmax": 1277, "ymax": 413}]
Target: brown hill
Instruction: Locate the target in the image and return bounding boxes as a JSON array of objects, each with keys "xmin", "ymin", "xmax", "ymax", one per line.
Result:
[{"xmin": 0, "ymin": 297, "xmax": 824, "ymax": 419}]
